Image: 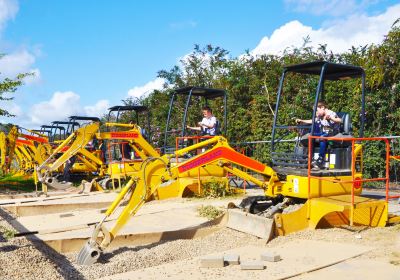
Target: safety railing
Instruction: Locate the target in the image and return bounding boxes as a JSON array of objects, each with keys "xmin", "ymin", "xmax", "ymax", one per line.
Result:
[{"xmin": 307, "ymin": 135, "xmax": 400, "ymax": 225}]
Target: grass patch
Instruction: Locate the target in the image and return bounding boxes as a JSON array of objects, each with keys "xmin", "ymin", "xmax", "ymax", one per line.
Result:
[
  {"xmin": 0, "ymin": 225, "xmax": 17, "ymax": 240},
  {"xmin": 0, "ymin": 175, "xmax": 36, "ymax": 192},
  {"xmin": 197, "ymin": 205, "xmax": 223, "ymax": 220}
]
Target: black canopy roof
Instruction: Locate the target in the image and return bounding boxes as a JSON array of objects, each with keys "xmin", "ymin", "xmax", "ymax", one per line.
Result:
[
  {"xmin": 51, "ymin": 121, "xmax": 80, "ymax": 126},
  {"xmin": 108, "ymin": 105, "xmax": 148, "ymax": 113},
  {"xmin": 42, "ymin": 124, "xmax": 66, "ymax": 130},
  {"xmin": 174, "ymin": 87, "xmax": 226, "ymax": 99},
  {"xmin": 32, "ymin": 129, "xmax": 52, "ymax": 133},
  {"xmin": 284, "ymin": 61, "xmax": 364, "ymax": 80},
  {"xmin": 69, "ymin": 116, "xmax": 101, "ymax": 122}
]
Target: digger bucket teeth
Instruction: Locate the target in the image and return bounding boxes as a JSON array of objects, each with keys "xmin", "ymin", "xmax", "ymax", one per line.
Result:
[
  {"xmin": 77, "ymin": 241, "xmax": 102, "ymax": 265},
  {"xmin": 226, "ymin": 208, "xmax": 275, "ymax": 241}
]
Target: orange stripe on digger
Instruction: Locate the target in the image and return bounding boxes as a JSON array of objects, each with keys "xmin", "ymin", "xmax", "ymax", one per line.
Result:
[{"xmin": 178, "ymin": 147, "xmax": 265, "ymax": 173}]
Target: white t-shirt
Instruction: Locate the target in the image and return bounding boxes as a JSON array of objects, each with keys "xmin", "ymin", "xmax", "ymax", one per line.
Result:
[
  {"xmin": 319, "ymin": 109, "xmax": 339, "ymax": 133},
  {"xmin": 201, "ymin": 116, "xmax": 217, "ymax": 135}
]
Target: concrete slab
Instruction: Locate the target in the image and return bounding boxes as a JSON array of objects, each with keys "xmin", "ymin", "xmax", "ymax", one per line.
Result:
[
  {"xmin": 2, "ymin": 192, "xmax": 118, "ymax": 216},
  {"xmin": 8, "ymin": 198, "xmax": 238, "ymax": 253},
  {"xmin": 99, "ymin": 240, "xmax": 372, "ymax": 280},
  {"xmin": 223, "ymin": 254, "xmax": 240, "ymax": 265},
  {"xmin": 261, "ymin": 251, "xmax": 281, "ymax": 262},
  {"xmin": 0, "ymin": 191, "xmax": 72, "ymax": 200},
  {"xmin": 240, "ymin": 261, "xmax": 265, "ymax": 270},
  {"xmin": 0, "ymin": 192, "xmax": 94, "ymax": 205},
  {"xmin": 200, "ymin": 256, "xmax": 224, "ymax": 268}
]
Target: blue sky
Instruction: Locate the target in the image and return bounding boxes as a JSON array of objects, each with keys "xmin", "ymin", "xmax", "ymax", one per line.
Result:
[{"xmin": 0, "ymin": 0, "xmax": 399, "ymax": 127}]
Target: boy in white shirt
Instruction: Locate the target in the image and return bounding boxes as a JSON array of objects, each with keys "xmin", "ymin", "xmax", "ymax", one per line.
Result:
[{"xmin": 187, "ymin": 106, "xmax": 218, "ymax": 136}]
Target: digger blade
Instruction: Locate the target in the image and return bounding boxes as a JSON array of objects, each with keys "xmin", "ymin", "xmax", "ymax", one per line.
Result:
[
  {"xmin": 226, "ymin": 209, "xmax": 275, "ymax": 240},
  {"xmin": 77, "ymin": 241, "xmax": 102, "ymax": 265}
]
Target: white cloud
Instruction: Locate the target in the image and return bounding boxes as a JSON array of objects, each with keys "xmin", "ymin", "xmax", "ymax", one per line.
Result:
[
  {"xmin": 0, "ymin": 0, "xmax": 18, "ymax": 34},
  {"xmin": 0, "ymin": 50, "xmax": 41, "ymax": 83},
  {"xmin": 127, "ymin": 77, "xmax": 165, "ymax": 98},
  {"xmin": 84, "ymin": 99, "xmax": 110, "ymax": 118},
  {"xmin": 251, "ymin": 4, "xmax": 400, "ymax": 56},
  {"xmin": 0, "ymin": 92, "xmax": 111, "ymax": 127},
  {"xmin": 30, "ymin": 91, "xmax": 82, "ymax": 125}
]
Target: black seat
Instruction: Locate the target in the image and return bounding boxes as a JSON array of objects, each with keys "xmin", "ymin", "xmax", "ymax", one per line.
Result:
[
  {"xmin": 336, "ymin": 112, "xmax": 352, "ymax": 135},
  {"xmin": 330, "ymin": 112, "xmax": 352, "ymax": 147},
  {"xmin": 214, "ymin": 120, "xmax": 221, "ymax": 135}
]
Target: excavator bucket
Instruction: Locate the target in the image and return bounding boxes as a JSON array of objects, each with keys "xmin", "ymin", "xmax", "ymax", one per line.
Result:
[
  {"xmin": 226, "ymin": 209, "xmax": 275, "ymax": 240},
  {"xmin": 77, "ymin": 241, "xmax": 101, "ymax": 265},
  {"xmin": 44, "ymin": 176, "xmax": 73, "ymax": 190}
]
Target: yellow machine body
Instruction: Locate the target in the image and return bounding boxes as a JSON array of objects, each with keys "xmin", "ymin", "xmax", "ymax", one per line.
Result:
[
  {"xmin": 280, "ymin": 174, "xmax": 362, "ymax": 199},
  {"xmin": 77, "ymin": 135, "xmax": 391, "ymax": 267},
  {"xmin": 273, "ymin": 195, "xmax": 388, "ymax": 237}
]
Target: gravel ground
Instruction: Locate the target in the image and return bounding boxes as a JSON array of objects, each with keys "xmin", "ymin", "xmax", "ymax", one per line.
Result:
[
  {"xmin": 1, "ymin": 202, "xmax": 400, "ymax": 280},
  {"xmin": 0, "ymin": 206, "xmax": 262, "ymax": 280},
  {"xmin": 0, "ymin": 210, "xmax": 65, "ymax": 279}
]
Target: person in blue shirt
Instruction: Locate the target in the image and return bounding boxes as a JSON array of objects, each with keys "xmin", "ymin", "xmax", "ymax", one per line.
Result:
[{"xmin": 296, "ymin": 101, "xmax": 342, "ymax": 170}]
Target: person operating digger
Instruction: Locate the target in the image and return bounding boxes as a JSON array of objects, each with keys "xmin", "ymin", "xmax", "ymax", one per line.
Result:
[
  {"xmin": 187, "ymin": 106, "xmax": 218, "ymax": 136},
  {"xmin": 296, "ymin": 100, "xmax": 341, "ymax": 170}
]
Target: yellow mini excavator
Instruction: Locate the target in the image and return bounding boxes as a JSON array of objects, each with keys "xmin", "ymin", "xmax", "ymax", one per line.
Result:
[
  {"xmin": 0, "ymin": 126, "xmax": 24, "ymax": 176},
  {"xmin": 77, "ymin": 62, "xmax": 397, "ymax": 265},
  {"xmin": 36, "ymin": 106, "xmax": 161, "ymax": 193}
]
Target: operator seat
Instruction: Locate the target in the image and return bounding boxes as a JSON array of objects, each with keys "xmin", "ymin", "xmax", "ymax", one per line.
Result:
[
  {"xmin": 330, "ymin": 112, "xmax": 352, "ymax": 147},
  {"xmin": 140, "ymin": 127, "xmax": 148, "ymax": 141},
  {"xmin": 214, "ymin": 120, "xmax": 221, "ymax": 135}
]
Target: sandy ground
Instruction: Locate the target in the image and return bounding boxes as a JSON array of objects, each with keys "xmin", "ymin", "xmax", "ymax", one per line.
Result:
[{"xmin": 0, "ymin": 191, "xmax": 400, "ymax": 279}]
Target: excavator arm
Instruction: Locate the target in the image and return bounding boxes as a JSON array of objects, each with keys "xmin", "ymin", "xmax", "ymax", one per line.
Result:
[
  {"xmin": 36, "ymin": 122, "xmax": 101, "ymax": 191},
  {"xmin": 77, "ymin": 136, "xmax": 280, "ymax": 265},
  {"xmin": 4, "ymin": 126, "xmax": 18, "ymax": 175},
  {"xmin": 0, "ymin": 132, "xmax": 6, "ymax": 173}
]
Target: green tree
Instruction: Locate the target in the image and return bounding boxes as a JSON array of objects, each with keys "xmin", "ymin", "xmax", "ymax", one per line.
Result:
[{"xmin": 121, "ymin": 20, "xmax": 400, "ymax": 180}]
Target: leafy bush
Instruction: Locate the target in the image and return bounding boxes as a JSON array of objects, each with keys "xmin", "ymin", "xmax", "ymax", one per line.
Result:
[
  {"xmin": 201, "ymin": 180, "xmax": 231, "ymax": 198},
  {"xmin": 0, "ymin": 225, "xmax": 17, "ymax": 240}
]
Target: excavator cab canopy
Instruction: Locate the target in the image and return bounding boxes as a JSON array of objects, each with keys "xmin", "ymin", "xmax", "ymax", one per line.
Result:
[
  {"xmin": 106, "ymin": 105, "xmax": 151, "ymax": 140},
  {"xmin": 41, "ymin": 125, "xmax": 62, "ymax": 142},
  {"xmin": 271, "ymin": 61, "xmax": 366, "ymax": 175},
  {"xmin": 31, "ymin": 129, "xmax": 52, "ymax": 138},
  {"xmin": 50, "ymin": 121, "xmax": 80, "ymax": 141},
  {"xmin": 107, "ymin": 105, "xmax": 149, "ymax": 122},
  {"xmin": 163, "ymin": 86, "xmax": 227, "ymax": 153},
  {"xmin": 284, "ymin": 61, "xmax": 364, "ymax": 80}
]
